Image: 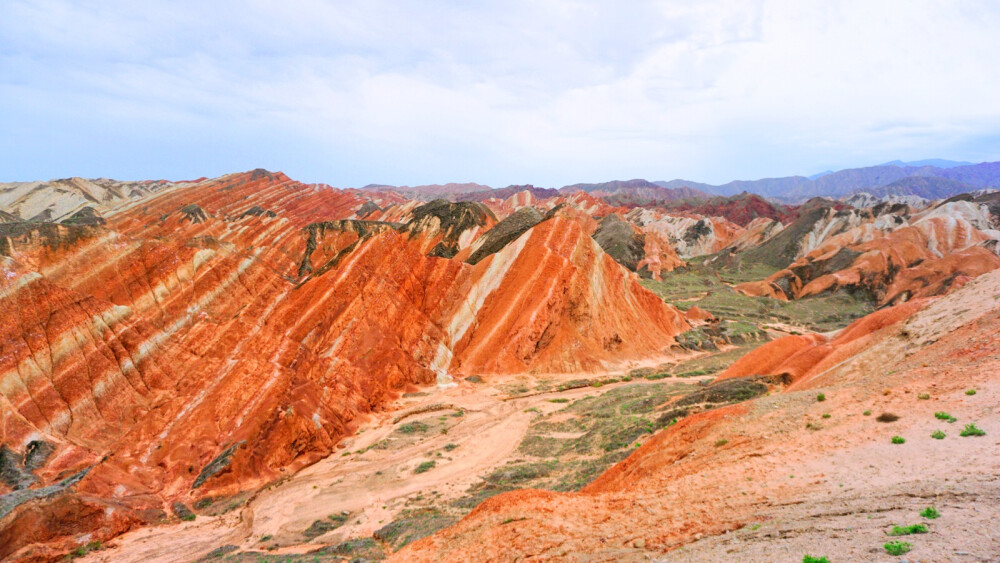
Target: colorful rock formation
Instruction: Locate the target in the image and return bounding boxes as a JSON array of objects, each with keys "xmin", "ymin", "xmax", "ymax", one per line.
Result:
[{"xmin": 0, "ymin": 170, "xmax": 689, "ymax": 559}]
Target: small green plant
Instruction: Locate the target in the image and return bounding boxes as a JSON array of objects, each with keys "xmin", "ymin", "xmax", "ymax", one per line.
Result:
[
  {"xmin": 889, "ymin": 523, "xmax": 928, "ymax": 535},
  {"xmin": 934, "ymin": 411, "xmax": 957, "ymax": 423},
  {"xmin": 415, "ymin": 461, "xmax": 436, "ymax": 474},
  {"xmin": 965, "ymin": 389, "xmax": 977, "ymax": 396},
  {"xmin": 802, "ymin": 556, "xmax": 829, "ymax": 563},
  {"xmin": 863, "ymin": 410, "xmax": 871, "ymax": 416},
  {"xmin": 443, "ymin": 443, "xmax": 458, "ymax": 451},
  {"xmin": 918, "ymin": 393, "xmax": 930, "ymax": 400},
  {"xmin": 920, "ymin": 506, "xmax": 940, "ymax": 519},
  {"xmin": 891, "ymin": 436, "xmax": 905, "ymax": 444},
  {"xmin": 821, "ymin": 413, "xmax": 831, "ymax": 419},
  {"xmin": 260, "ymin": 535, "xmax": 272, "ymax": 542},
  {"xmin": 548, "ymin": 398, "xmax": 570, "ymax": 403},
  {"xmin": 816, "ymin": 393, "xmax": 826, "ymax": 402},
  {"xmin": 931, "ymin": 430, "xmax": 946, "ymax": 440},
  {"xmin": 714, "ymin": 439, "xmax": 728, "ymax": 447},
  {"xmin": 181, "ymin": 513, "xmax": 196, "ymax": 521},
  {"xmin": 960, "ymin": 423, "xmax": 986, "ymax": 437},
  {"xmin": 884, "ymin": 540, "xmax": 912, "ymax": 555}
]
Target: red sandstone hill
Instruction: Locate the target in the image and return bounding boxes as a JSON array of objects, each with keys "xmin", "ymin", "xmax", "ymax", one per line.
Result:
[
  {"xmin": 0, "ymin": 170, "xmax": 690, "ymax": 560},
  {"xmin": 660, "ymin": 192, "xmax": 796, "ymax": 227}
]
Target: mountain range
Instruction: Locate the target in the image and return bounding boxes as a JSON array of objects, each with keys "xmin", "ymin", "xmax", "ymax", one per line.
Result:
[{"xmin": 362, "ymin": 159, "xmax": 1000, "ymax": 204}]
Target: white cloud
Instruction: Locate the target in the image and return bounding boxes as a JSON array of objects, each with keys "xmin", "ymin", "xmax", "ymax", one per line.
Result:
[{"xmin": 1, "ymin": 0, "xmax": 999, "ymax": 185}]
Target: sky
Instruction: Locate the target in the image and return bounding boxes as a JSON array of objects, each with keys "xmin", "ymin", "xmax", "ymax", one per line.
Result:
[{"xmin": 2, "ymin": 1, "xmax": 1000, "ymax": 188}]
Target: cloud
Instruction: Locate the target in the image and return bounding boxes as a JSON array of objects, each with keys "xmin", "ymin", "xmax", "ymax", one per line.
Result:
[{"xmin": 1, "ymin": 0, "xmax": 999, "ymax": 186}]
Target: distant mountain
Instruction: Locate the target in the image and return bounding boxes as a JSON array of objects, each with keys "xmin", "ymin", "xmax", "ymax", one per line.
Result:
[
  {"xmin": 654, "ymin": 160, "xmax": 1000, "ymax": 201},
  {"xmin": 561, "ymin": 179, "xmax": 710, "ymax": 202},
  {"xmin": 880, "ymin": 159, "xmax": 973, "ymax": 168},
  {"xmin": 863, "ymin": 176, "xmax": 977, "ymax": 199},
  {"xmin": 808, "ymin": 170, "xmax": 834, "ymax": 180},
  {"xmin": 360, "ymin": 182, "xmax": 492, "ymax": 200},
  {"xmin": 937, "ymin": 161, "xmax": 1000, "ymax": 187},
  {"xmin": 456, "ymin": 185, "xmax": 560, "ymax": 202},
  {"xmin": 662, "ymin": 192, "xmax": 796, "ymax": 227}
]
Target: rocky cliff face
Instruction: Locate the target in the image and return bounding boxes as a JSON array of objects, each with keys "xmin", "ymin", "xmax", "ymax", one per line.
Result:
[{"xmin": 0, "ymin": 170, "xmax": 689, "ymax": 559}]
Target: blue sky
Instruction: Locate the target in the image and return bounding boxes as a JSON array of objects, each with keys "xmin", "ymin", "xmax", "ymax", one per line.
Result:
[{"xmin": 2, "ymin": 1, "xmax": 1000, "ymax": 188}]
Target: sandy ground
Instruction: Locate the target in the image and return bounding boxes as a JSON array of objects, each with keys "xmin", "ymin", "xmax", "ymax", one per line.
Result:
[
  {"xmin": 82, "ymin": 364, "xmax": 713, "ymax": 562},
  {"xmin": 660, "ymin": 386, "xmax": 1000, "ymax": 562}
]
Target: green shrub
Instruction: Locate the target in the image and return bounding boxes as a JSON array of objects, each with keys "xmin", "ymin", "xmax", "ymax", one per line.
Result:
[
  {"xmin": 821, "ymin": 413, "xmax": 831, "ymax": 419},
  {"xmin": 181, "ymin": 513, "xmax": 196, "ymax": 521},
  {"xmin": 548, "ymin": 398, "xmax": 570, "ymax": 403},
  {"xmin": 960, "ymin": 423, "xmax": 986, "ymax": 437},
  {"xmin": 816, "ymin": 393, "xmax": 826, "ymax": 402},
  {"xmin": 918, "ymin": 393, "xmax": 930, "ymax": 400},
  {"xmin": 931, "ymin": 430, "xmax": 946, "ymax": 439},
  {"xmin": 802, "ymin": 556, "xmax": 829, "ymax": 563},
  {"xmin": 884, "ymin": 541, "xmax": 911, "ymax": 555},
  {"xmin": 398, "ymin": 421, "xmax": 429, "ymax": 434},
  {"xmin": 965, "ymin": 389, "xmax": 977, "ymax": 396},
  {"xmin": 714, "ymin": 439, "xmax": 728, "ymax": 447},
  {"xmin": 876, "ymin": 412, "xmax": 900, "ymax": 422},
  {"xmin": 443, "ymin": 443, "xmax": 458, "ymax": 451},
  {"xmin": 934, "ymin": 411, "xmax": 957, "ymax": 423},
  {"xmin": 889, "ymin": 523, "xmax": 928, "ymax": 535},
  {"xmin": 891, "ymin": 436, "xmax": 905, "ymax": 444},
  {"xmin": 414, "ymin": 461, "xmax": 436, "ymax": 474},
  {"xmin": 920, "ymin": 506, "xmax": 940, "ymax": 519},
  {"xmin": 863, "ymin": 410, "xmax": 871, "ymax": 416}
]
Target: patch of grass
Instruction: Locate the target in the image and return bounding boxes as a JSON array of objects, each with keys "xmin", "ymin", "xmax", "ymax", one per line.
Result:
[
  {"xmin": 310, "ymin": 537, "xmax": 385, "ymax": 560},
  {"xmin": 884, "ymin": 540, "xmax": 912, "ymax": 556},
  {"xmin": 373, "ymin": 508, "xmax": 457, "ymax": 551},
  {"xmin": 674, "ymin": 377, "xmax": 770, "ymax": 408},
  {"xmin": 889, "ymin": 523, "xmax": 928, "ymax": 535},
  {"xmin": 863, "ymin": 410, "xmax": 871, "ymax": 416},
  {"xmin": 180, "ymin": 513, "xmax": 196, "ymax": 521},
  {"xmin": 816, "ymin": 393, "xmax": 826, "ymax": 402},
  {"xmin": 547, "ymin": 398, "xmax": 570, "ymax": 403},
  {"xmin": 931, "ymin": 430, "xmax": 946, "ymax": 440},
  {"xmin": 443, "ymin": 443, "xmax": 458, "ymax": 452},
  {"xmin": 260, "ymin": 535, "xmax": 272, "ymax": 542},
  {"xmin": 414, "ymin": 461, "xmax": 436, "ymax": 474},
  {"xmin": 641, "ymin": 262, "xmax": 874, "ymax": 332},
  {"xmin": 302, "ymin": 513, "xmax": 348, "ymax": 539},
  {"xmin": 935, "ymin": 411, "xmax": 957, "ymax": 423},
  {"xmin": 891, "ymin": 436, "xmax": 905, "ymax": 444},
  {"xmin": 959, "ymin": 423, "xmax": 986, "ymax": 437},
  {"xmin": 67, "ymin": 541, "xmax": 103, "ymax": 559},
  {"xmin": 802, "ymin": 556, "xmax": 829, "ymax": 563},
  {"xmin": 821, "ymin": 413, "xmax": 831, "ymax": 419},
  {"xmin": 920, "ymin": 506, "xmax": 940, "ymax": 519},
  {"xmin": 398, "ymin": 421, "xmax": 429, "ymax": 434},
  {"xmin": 965, "ymin": 389, "xmax": 977, "ymax": 396},
  {"xmin": 714, "ymin": 439, "xmax": 728, "ymax": 447},
  {"xmin": 918, "ymin": 393, "xmax": 930, "ymax": 400},
  {"xmin": 876, "ymin": 412, "xmax": 900, "ymax": 423}
]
